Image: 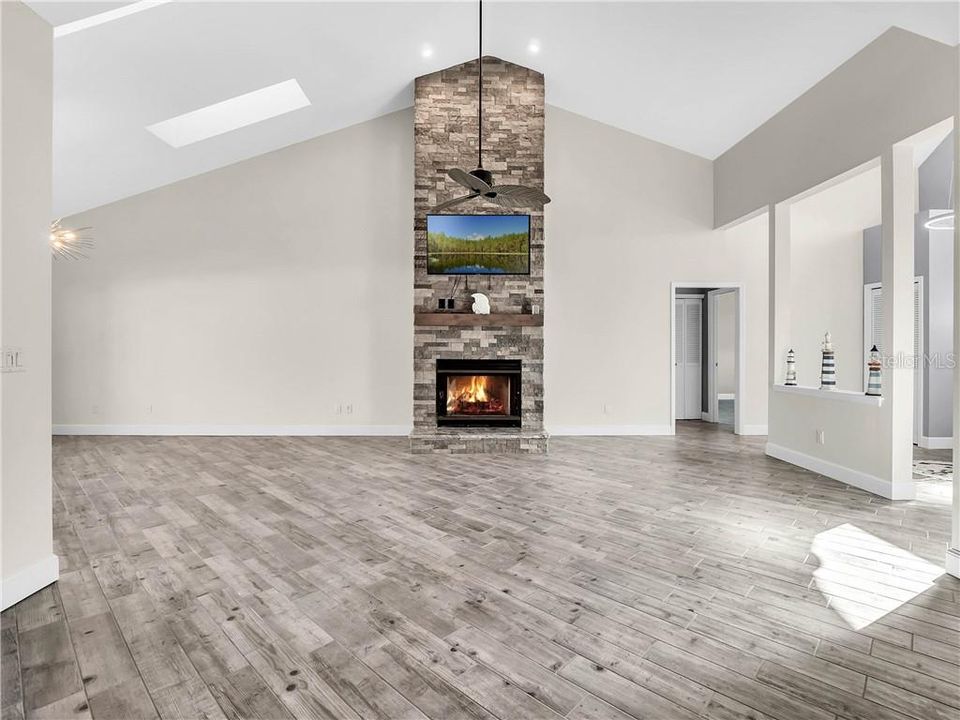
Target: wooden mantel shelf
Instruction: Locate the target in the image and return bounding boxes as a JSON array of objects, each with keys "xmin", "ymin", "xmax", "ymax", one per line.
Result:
[{"xmin": 414, "ymin": 313, "xmax": 543, "ymax": 327}]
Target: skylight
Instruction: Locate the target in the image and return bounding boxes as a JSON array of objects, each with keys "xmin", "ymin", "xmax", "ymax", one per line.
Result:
[
  {"xmin": 146, "ymin": 80, "xmax": 311, "ymax": 148},
  {"xmin": 55, "ymin": 1, "xmax": 173, "ymax": 38}
]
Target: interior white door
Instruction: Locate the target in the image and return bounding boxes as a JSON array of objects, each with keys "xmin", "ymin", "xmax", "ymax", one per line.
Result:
[
  {"xmin": 863, "ymin": 279, "xmax": 923, "ymax": 444},
  {"xmin": 675, "ymin": 297, "xmax": 703, "ymax": 420}
]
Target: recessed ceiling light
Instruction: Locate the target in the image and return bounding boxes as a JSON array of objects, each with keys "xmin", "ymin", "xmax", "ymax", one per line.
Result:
[
  {"xmin": 54, "ymin": 0, "xmax": 173, "ymax": 38},
  {"xmin": 146, "ymin": 79, "xmax": 311, "ymax": 148},
  {"xmin": 527, "ymin": 39, "xmax": 541, "ymax": 54},
  {"xmin": 421, "ymin": 44, "xmax": 434, "ymax": 59}
]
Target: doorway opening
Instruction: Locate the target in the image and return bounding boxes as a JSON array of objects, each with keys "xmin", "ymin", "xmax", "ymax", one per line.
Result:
[{"xmin": 671, "ymin": 283, "xmax": 745, "ymax": 435}]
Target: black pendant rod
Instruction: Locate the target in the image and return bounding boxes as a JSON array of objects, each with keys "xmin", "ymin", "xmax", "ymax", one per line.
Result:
[{"xmin": 478, "ymin": 0, "xmax": 483, "ymax": 169}]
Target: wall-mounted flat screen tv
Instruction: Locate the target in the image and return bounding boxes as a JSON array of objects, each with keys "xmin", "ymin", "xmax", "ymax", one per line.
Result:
[{"xmin": 427, "ymin": 214, "xmax": 530, "ymax": 275}]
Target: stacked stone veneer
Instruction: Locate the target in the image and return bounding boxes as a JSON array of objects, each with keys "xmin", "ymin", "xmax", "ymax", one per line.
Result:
[{"xmin": 411, "ymin": 57, "xmax": 547, "ymax": 453}]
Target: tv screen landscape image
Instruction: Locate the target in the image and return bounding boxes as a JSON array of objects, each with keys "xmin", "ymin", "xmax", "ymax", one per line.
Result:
[{"xmin": 427, "ymin": 214, "xmax": 530, "ymax": 275}]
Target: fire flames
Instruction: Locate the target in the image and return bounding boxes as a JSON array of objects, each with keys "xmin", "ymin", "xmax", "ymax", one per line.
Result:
[{"xmin": 447, "ymin": 375, "xmax": 507, "ymax": 415}]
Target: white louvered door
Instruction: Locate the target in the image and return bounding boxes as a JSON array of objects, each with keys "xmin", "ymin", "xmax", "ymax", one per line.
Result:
[{"xmin": 675, "ymin": 297, "xmax": 703, "ymax": 420}]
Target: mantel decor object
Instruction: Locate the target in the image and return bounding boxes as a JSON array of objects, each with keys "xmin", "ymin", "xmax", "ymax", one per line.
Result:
[
  {"xmin": 471, "ymin": 292, "xmax": 490, "ymax": 314},
  {"xmin": 866, "ymin": 345, "xmax": 882, "ymax": 396},
  {"xmin": 820, "ymin": 332, "xmax": 836, "ymax": 390},
  {"xmin": 784, "ymin": 349, "xmax": 797, "ymax": 386}
]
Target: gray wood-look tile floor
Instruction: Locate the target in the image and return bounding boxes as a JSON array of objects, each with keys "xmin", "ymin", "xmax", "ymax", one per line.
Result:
[{"xmin": 2, "ymin": 424, "xmax": 958, "ymax": 720}]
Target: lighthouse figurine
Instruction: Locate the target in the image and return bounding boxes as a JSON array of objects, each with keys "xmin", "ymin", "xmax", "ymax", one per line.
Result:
[
  {"xmin": 785, "ymin": 349, "xmax": 798, "ymax": 386},
  {"xmin": 820, "ymin": 332, "xmax": 836, "ymax": 390},
  {"xmin": 865, "ymin": 345, "xmax": 882, "ymax": 396}
]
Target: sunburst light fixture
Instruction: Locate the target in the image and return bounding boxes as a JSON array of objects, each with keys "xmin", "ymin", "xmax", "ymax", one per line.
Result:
[{"xmin": 49, "ymin": 219, "xmax": 94, "ymax": 260}]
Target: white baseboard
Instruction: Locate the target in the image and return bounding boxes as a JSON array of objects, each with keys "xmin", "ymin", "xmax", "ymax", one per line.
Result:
[
  {"xmin": 919, "ymin": 435, "xmax": 954, "ymax": 450},
  {"xmin": 2, "ymin": 554, "xmax": 59, "ymax": 611},
  {"xmin": 765, "ymin": 442, "xmax": 914, "ymax": 500},
  {"xmin": 549, "ymin": 425, "xmax": 674, "ymax": 436},
  {"xmin": 739, "ymin": 425, "xmax": 768, "ymax": 436},
  {"xmin": 53, "ymin": 424, "xmax": 413, "ymax": 437},
  {"xmin": 701, "ymin": 412, "xmax": 713, "ymax": 422},
  {"xmin": 717, "ymin": 393, "xmax": 736, "ymax": 401}
]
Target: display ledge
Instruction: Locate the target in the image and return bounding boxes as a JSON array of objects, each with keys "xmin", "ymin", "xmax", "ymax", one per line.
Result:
[
  {"xmin": 414, "ymin": 313, "xmax": 543, "ymax": 327},
  {"xmin": 773, "ymin": 384, "xmax": 883, "ymax": 406}
]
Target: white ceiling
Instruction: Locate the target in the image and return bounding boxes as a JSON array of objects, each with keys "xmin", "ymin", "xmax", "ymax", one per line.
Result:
[{"xmin": 28, "ymin": 1, "xmax": 959, "ymax": 216}]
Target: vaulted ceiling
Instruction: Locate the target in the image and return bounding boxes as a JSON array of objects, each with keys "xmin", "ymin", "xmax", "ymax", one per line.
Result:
[{"xmin": 27, "ymin": 1, "xmax": 959, "ymax": 216}]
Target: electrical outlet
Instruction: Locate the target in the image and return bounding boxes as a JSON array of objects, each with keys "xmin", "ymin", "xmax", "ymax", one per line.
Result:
[
  {"xmin": 345, "ymin": 404, "xmax": 354, "ymax": 415},
  {"xmin": 602, "ymin": 403, "xmax": 610, "ymax": 415},
  {"xmin": 816, "ymin": 430, "xmax": 825, "ymax": 445},
  {"xmin": 1, "ymin": 347, "xmax": 24, "ymax": 373}
]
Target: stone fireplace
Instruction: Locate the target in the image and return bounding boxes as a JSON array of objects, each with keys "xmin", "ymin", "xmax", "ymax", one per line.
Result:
[{"xmin": 410, "ymin": 56, "xmax": 548, "ymax": 453}]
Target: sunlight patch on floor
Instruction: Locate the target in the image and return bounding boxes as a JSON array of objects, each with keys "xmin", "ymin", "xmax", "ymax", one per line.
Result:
[{"xmin": 810, "ymin": 523, "xmax": 944, "ymax": 630}]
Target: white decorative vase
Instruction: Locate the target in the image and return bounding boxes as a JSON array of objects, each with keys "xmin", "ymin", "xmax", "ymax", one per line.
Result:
[{"xmin": 471, "ymin": 293, "xmax": 490, "ymax": 314}]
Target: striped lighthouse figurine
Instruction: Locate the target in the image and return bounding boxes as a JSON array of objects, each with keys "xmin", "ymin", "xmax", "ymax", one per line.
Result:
[
  {"xmin": 820, "ymin": 332, "xmax": 836, "ymax": 390},
  {"xmin": 865, "ymin": 345, "xmax": 882, "ymax": 396},
  {"xmin": 785, "ymin": 349, "xmax": 798, "ymax": 386}
]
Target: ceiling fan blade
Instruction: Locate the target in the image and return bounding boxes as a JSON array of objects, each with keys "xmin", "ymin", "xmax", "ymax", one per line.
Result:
[
  {"xmin": 448, "ymin": 168, "xmax": 491, "ymax": 194},
  {"xmin": 488, "ymin": 184, "xmax": 552, "ymax": 209},
  {"xmin": 430, "ymin": 193, "xmax": 479, "ymax": 212}
]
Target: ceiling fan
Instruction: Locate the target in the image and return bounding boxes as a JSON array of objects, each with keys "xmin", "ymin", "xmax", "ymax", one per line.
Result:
[{"xmin": 431, "ymin": 0, "xmax": 551, "ymax": 213}]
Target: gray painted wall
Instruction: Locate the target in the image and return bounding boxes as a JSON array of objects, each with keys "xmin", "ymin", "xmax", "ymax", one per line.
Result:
[
  {"xmin": 714, "ymin": 28, "xmax": 958, "ymax": 227},
  {"xmin": 863, "ymin": 216, "xmax": 953, "ymax": 439},
  {"xmin": 919, "ymin": 134, "xmax": 954, "ymax": 212},
  {"xmin": 862, "ymin": 142, "xmax": 954, "ymax": 441}
]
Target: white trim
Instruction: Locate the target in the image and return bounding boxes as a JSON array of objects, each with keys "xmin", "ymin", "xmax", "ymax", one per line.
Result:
[
  {"xmin": 919, "ymin": 435, "xmax": 954, "ymax": 449},
  {"xmin": 773, "ymin": 384, "xmax": 883, "ymax": 406},
  {"xmin": 765, "ymin": 442, "xmax": 915, "ymax": 500},
  {"xmin": 548, "ymin": 425, "xmax": 674, "ymax": 436},
  {"xmin": 2, "ymin": 554, "xmax": 59, "ymax": 611},
  {"xmin": 700, "ymin": 412, "xmax": 711, "ymax": 422},
  {"xmin": 717, "ymin": 393, "xmax": 736, "ymax": 401},
  {"xmin": 740, "ymin": 425, "xmax": 768, "ymax": 436},
  {"xmin": 53, "ymin": 424, "xmax": 412, "ymax": 437}
]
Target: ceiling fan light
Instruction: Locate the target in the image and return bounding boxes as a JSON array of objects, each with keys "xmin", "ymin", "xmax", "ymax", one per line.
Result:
[{"xmin": 924, "ymin": 211, "xmax": 955, "ymax": 231}]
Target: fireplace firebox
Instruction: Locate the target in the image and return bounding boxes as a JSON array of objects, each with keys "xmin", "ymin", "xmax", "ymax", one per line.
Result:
[{"xmin": 436, "ymin": 359, "xmax": 522, "ymax": 427}]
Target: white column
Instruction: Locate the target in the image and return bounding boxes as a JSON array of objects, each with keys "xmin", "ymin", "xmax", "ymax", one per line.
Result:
[
  {"xmin": 880, "ymin": 145, "xmax": 915, "ymax": 499},
  {"xmin": 948, "ymin": 123, "xmax": 960, "ymax": 578},
  {"xmin": 768, "ymin": 203, "xmax": 791, "ymax": 389}
]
